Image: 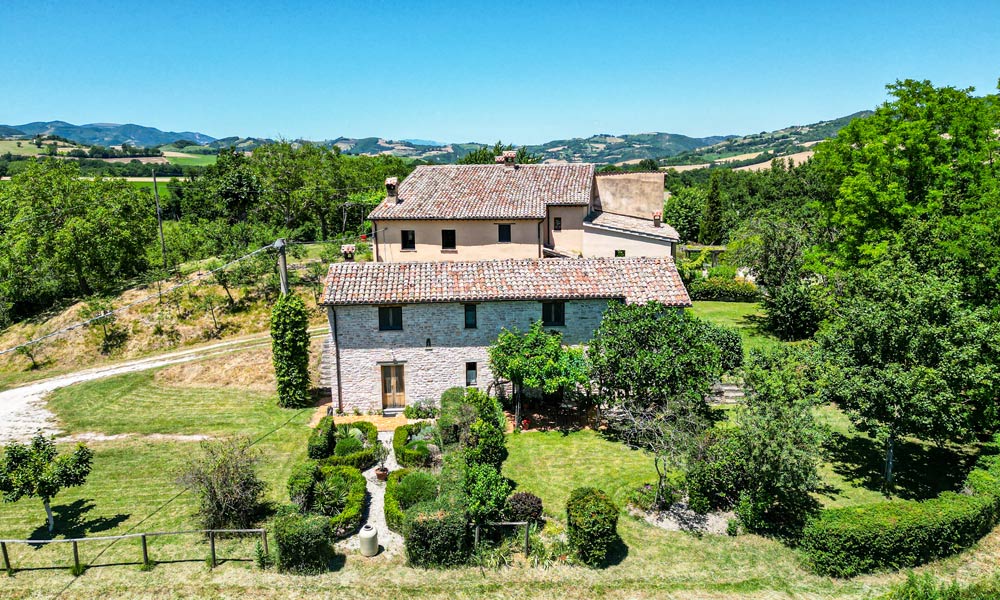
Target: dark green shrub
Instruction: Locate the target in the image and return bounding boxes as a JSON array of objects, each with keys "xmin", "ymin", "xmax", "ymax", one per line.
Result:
[
  {"xmin": 307, "ymin": 416, "xmax": 337, "ymax": 459},
  {"xmin": 287, "ymin": 460, "xmax": 320, "ymax": 511},
  {"xmin": 566, "ymin": 487, "xmax": 619, "ymax": 567},
  {"xmin": 762, "ymin": 281, "xmax": 820, "ymax": 341},
  {"xmin": 178, "ymin": 437, "xmax": 266, "ymax": 530},
  {"xmin": 708, "ymin": 264, "xmax": 737, "ymax": 280},
  {"xmin": 404, "ymin": 501, "xmax": 471, "ymax": 567},
  {"xmin": 273, "ymin": 511, "xmax": 333, "ymax": 574},
  {"xmin": 313, "ymin": 477, "xmax": 349, "ymax": 516},
  {"xmin": 385, "ymin": 468, "xmax": 412, "ymax": 533},
  {"xmin": 321, "ymin": 421, "xmax": 378, "ymax": 470},
  {"xmin": 702, "ymin": 323, "xmax": 744, "ymax": 372},
  {"xmin": 319, "ymin": 465, "xmax": 367, "ymax": 538},
  {"xmin": 686, "ymin": 432, "xmax": 745, "ymax": 514},
  {"xmin": 394, "ymin": 422, "xmax": 434, "ymax": 468},
  {"xmin": 464, "ymin": 418, "xmax": 507, "ymax": 470},
  {"xmin": 505, "ymin": 491, "xmax": 544, "ymax": 523},
  {"xmin": 334, "ymin": 437, "xmax": 363, "ymax": 456},
  {"xmin": 465, "ymin": 463, "xmax": 512, "ymax": 523},
  {"xmin": 396, "ymin": 471, "xmax": 438, "ymax": 510},
  {"xmin": 271, "ymin": 293, "xmax": 311, "ymax": 408},
  {"xmin": 688, "ymin": 277, "xmax": 761, "ymax": 302},
  {"xmin": 801, "ymin": 446, "xmax": 1000, "ymax": 577},
  {"xmin": 438, "ymin": 387, "xmax": 477, "ymax": 445}
]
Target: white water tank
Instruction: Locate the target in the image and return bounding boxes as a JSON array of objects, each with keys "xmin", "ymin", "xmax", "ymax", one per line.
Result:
[{"xmin": 359, "ymin": 523, "xmax": 379, "ymax": 557}]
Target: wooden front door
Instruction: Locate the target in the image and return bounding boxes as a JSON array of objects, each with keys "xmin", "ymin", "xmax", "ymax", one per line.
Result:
[{"xmin": 381, "ymin": 365, "xmax": 405, "ymax": 409}]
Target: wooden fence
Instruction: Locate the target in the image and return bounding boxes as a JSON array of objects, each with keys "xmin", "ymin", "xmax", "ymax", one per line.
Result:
[{"xmin": 0, "ymin": 528, "xmax": 267, "ymax": 574}]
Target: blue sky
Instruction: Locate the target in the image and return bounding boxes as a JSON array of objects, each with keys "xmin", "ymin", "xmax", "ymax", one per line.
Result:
[{"xmin": 3, "ymin": 0, "xmax": 999, "ymax": 144}]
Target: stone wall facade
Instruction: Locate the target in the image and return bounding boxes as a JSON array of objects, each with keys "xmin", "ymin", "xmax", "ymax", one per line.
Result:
[{"xmin": 326, "ymin": 299, "xmax": 609, "ymax": 413}]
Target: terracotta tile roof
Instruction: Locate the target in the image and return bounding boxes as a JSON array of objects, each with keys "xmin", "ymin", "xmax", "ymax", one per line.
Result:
[
  {"xmin": 584, "ymin": 211, "xmax": 680, "ymax": 242},
  {"xmin": 368, "ymin": 163, "xmax": 594, "ymax": 221},
  {"xmin": 320, "ymin": 257, "xmax": 690, "ymax": 307}
]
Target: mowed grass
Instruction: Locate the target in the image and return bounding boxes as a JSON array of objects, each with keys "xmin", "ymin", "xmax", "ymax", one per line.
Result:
[
  {"xmin": 165, "ymin": 153, "xmax": 217, "ymax": 166},
  {"xmin": 688, "ymin": 301, "xmax": 784, "ymax": 354},
  {"xmin": 128, "ymin": 180, "xmax": 171, "ymax": 197}
]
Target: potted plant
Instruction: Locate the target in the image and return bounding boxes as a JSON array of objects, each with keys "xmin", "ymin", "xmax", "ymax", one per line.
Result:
[{"xmin": 373, "ymin": 440, "xmax": 390, "ymax": 481}]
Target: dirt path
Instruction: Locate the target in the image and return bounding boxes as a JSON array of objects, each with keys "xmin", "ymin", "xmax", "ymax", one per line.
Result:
[{"xmin": 0, "ymin": 328, "xmax": 328, "ymax": 443}]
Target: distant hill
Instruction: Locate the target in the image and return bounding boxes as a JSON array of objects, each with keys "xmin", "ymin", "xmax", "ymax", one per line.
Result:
[
  {"xmin": 526, "ymin": 132, "xmax": 733, "ymax": 164},
  {"xmin": 662, "ymin": 111, "xmax": 873, "ymax": 167},
  {"xmin": 0, "ymin": 125, "xmax": 25, "ymax": 137},
  {"xmin": 4, "ymin": 121, "xmax": 216, "ymax": 148}
]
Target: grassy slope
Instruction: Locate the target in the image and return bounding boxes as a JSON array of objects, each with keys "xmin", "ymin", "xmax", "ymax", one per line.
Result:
[
  {"xmin": 688, "ymin": 301, "xmax": 783, "ymax": 354},
  {"xmin": 165, "ymin": 153, "xmax": 217, "ymax": 167}
]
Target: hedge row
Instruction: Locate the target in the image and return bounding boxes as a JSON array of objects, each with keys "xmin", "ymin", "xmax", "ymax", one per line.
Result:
[
  {"xmin": 318, "ymin": 421, "xmax": 379, "ymax": 470},
  {"xmin": 801, "ymin": 452, "xmax": 1000, "ymax": 577},
  {"xmin": 404, "ymin": 501, "xmax": 471, "ymax": 568},
  {"xmin": 385, "ymin": 468, "xmax": 413, "ymax": 533},
  {"xmin": 566, "ymin": 487, "xmax": 619, "ymax": 567},
  {"xmin": 307, "ymin": 416, "xmax": 337, "ymax": 459},
  {"xmin": 273, "ymin": 511, "xmax": 333, "ymax": 574},
  {"xmin": 393, "ymin": 422, "xmax": 434, "ymax": 468},
  {"xmin": 688, "ymin": 277, "xmax": 761, "ymax": 302},
  {"xmin": 286, "ymin": 461, "xmax": 367, "ymax": 539}
]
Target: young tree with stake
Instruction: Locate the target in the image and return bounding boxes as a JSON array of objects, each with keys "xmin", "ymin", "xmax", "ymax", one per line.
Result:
[{"xmin": 0, "ymin": 434, "xmax": 93, "ymax": 533}]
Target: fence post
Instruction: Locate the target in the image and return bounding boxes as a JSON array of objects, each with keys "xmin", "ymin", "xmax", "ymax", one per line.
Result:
[
  {"xmin": 261, "ymin": 530, "xmax": 269, "ymax": 556},
  {"xmin": 1, "ymin": 541, "xmax": 10, "ymax": 574},
  {"xmin": 524, "ymin": 522, "xmax": 531, "ymax": 556},
  {"xmin": 140, "ymin": 534, "xmax": 149, "ymax": 567},
  {"xmin": 474, "ymin": 524, "xmax": 480, "ymax": 549},
  {"xmin": 209, "ymin": 531, "xmax": 216, "ymax": 569},
  {"xmin": 72, "ymin": 541, "xmax": 80, "ymax": 574}
]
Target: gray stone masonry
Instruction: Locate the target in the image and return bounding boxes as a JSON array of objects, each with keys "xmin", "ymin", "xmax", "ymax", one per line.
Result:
[{"xmin": 326, "ymin": 299, "xmax": 608, "ymax": 413}]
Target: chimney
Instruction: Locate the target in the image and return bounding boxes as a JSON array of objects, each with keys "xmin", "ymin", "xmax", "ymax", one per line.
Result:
[
  {"xmin": 341, "ymin": 244, "xmax": 356, "ymax": 262},
  {"xmin": 652, "ymin": 211, "xmax": 662, "ymax": 228},
  {"xmin": 496, "ymin": 150, "xmax": 517, "ymax": 170},
  {"xmin": 385, "ymin": 177, "xmax": 399, "ymax": 203}
]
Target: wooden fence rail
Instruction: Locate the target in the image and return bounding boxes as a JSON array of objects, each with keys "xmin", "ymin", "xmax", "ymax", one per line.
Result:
[{"xmin": 0, "ymin": 528, "xmax": 267, "ymax": 575}]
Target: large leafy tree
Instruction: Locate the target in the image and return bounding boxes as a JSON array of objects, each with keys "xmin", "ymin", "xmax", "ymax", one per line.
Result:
[
  {"xmin": 0, "ymin": 434, "xmax": 94, "ymax": 532},
  {"xmin": 271, "ymin": 293, "xmax": 311, "ymax": 408},
  {"xmin": 815, "ymin": 258, "xmax": 1000, "ymax": 489},
  {"xmin": 488, "ymin": 320, "xmax": 587, "ymax": 428},
  {"xmin": 0, "ymin": 160, "xmax": 154, "ymax": 324}
]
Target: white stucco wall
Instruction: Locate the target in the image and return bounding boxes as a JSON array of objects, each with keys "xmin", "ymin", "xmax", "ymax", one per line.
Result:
[
  {"xmin": 326, "ymin": 299, "xmax": 609, "ymax": 413},
  {"xmin": 582, "ymin": 226, "xmax": 676, "ymax": 258},
  {"xmin": 373, "ymin": 219, "xmax": 541, "ymax": 262}
]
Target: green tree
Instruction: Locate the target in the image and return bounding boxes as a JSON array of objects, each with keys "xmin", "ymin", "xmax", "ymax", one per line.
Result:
[
  {"xmin": 457, "ymin": 141, "xmax": 540, "ymax": 165},
  {"xmin": 815, "ymin": 259, "xmax": 1000, "ymax": 490},
  {"xmin": 488, "ymin": 320, "xmax": 588, "ymax": 429},
  {"xmin": 698, "ymin": 172, "xmax": 724, "ymax": 245},
  {"xmin": 662, "ymin": 187, "xmax": 705, "ymax": 243},
  {"xmin": 0, "ymin": 434, "xmax": 93, "ymax": 532},
  {"xmin": 270, "ymin": 293, "xmax": 311, "ymax": 408}
]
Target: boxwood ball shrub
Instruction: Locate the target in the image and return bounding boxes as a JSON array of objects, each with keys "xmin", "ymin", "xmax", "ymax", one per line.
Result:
[
  {"xmin": 395, "ymin": 471, "xmax": 439, "ymax": 510},
  {"xmin": 394, "ymin": 422, "xmax": 433, "ymax": 467},
  {"xmin": 307, "ymin": 416, "xmax": 337, "ymax": 459},
  {"xmin": 385, "ymin": 468, "xmax": 412, "ymax": 533},
  {"xmin": 566, "ymin": 487, "xmax": 620, "ymax": 567},
  {"xmin": 320, "ymin": 421, "xmax": 378, "ymax": 470},
  {"xmin": 801, "ymin": 449, "xmax": 1000, "ymax": 577},
  {"xmin": 273, "ymin": 511, "xmax": 334, "ymax": 574},
  {"xmin": 334, "ymin": 436, "xmax": 363, "ymax": 456},
  {"xmin": 404, "ymin": 501, "xmax": 471, "ymax": 567}
]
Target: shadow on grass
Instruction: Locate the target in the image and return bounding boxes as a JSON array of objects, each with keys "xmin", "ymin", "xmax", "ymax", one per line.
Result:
[
  {"xmin": 601, "ymin": 536, "xmax": 629, "ymax": 568},
  {"xmin": 27, "ymin": 499, "xmax": 130, "ymax": 545},
  {"xmin": 824, "ymin": 432, "xmax": 979, "ymax": 500}
]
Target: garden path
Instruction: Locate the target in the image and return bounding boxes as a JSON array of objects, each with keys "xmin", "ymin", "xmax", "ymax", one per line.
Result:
[{"xmin": 337, "ymin": 431, "xmax": 405, "ymax": 558}]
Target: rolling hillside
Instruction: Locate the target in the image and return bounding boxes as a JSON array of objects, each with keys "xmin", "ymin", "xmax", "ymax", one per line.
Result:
[{"xmin": 6, "ymin": 121, "xmax": 216, "ymax": 147}]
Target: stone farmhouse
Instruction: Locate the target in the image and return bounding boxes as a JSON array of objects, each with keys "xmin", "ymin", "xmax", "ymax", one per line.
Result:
[
  {"xmin": 319, "ymin": 257, "xmax": 690, "ymax": 414},
  {"xmin": 368, "ymin": 152, "xmax": 679, "ymax": 262}
]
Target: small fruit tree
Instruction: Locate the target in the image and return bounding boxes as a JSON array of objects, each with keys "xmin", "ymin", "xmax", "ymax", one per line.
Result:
[{"xmin": 0, "ymin": 434, "xmax": 93, "ymax": 533}]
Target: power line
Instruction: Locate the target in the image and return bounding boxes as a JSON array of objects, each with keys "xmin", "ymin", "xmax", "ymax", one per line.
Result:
[{"xmin": 0, "ymin": 244, "xmax": 274, "ymax": 357}]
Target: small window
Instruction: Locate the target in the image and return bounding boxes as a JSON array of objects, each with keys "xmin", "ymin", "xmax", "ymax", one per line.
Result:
[
  {"xmin": 542, "ymin": 301, "xmax": 565, "ymax": 326},
  {"xmin": 464, "ymin": 304, "xmax": 477, "ymax": 329},
  {"xmin": 614, "ymin": 249, "xmax": 626, "ymax": 257},
  {"xmin": 554, "ymin": 217, "xmax": 562, "ymax": 231},
  {"xmin": 401, "ymin": 230, "xmax": 415, "ymax": 250},
  {"xmin": 378, "ymin": 306, "xmax": 403, "ymax": 331},
  {"xmin": 466, "ymin": 362, "xmax": 478, "ymax": 387},
  {"xmin": 442, "ymin": 229, "xmax": 456, "ymax": 250},
  {"xmin": 498, "ymin": 224, "xmax": 512, "ymax": 243}
]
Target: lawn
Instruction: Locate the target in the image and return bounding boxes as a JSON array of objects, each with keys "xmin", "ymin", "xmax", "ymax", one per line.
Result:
[
  {"xmin": 2, "ymin": 372, "xmax": 997, "ymax": 598},
  {"xmin": 165, "ymin": 153, "xmax": 217, "ymax": 167},
  {"xmin": 688, "ymin": 301, "xmax": 784, "ymax": 354},
  {"xmin": 128, "ymin": 180, "xmax": 171, "ymax": 198}
]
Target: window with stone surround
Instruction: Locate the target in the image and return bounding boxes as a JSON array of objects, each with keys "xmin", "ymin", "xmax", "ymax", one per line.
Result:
[
  {"xmin": 378, "ymin": 306, "xmax": 403, "ymax": 330},
  {"xmin": 464, "ymin": 304, "xmax": 477, "ymax": 329},
  {"xmin": 466, "ymin": 362, "xmax": 478, "ymax": 387}
]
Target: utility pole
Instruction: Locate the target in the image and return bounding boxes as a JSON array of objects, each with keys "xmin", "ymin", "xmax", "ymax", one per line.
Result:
[{"xmin": 274, "ymin": 238, "xmax": 289, "ymax": 295}]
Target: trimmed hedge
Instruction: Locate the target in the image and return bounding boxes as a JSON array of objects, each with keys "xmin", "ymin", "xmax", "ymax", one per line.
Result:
[
  {"xmin": 801, "ymin": 451, "xmax": 1000, "ymax": 577},
  {"xmin": 273, "ymin": 511, "xmax": 333, "ymax": 573},
  {"xmin": 307, "ymin": 416, "xmax": 337, "ymax": 459},
  {"xmin": 566, "ymin": 487, "xmax": 620, "ymax": 567},
  {"xmin": 287, "ymin": 460, "xmax": 321, "ymax": 511},
  {"xmin": 688, "ymin": 277, "xmax": 761, "ymax": 302},
  {"xmin": 319, "ymin": 421, "xmax": 379, "ymax": 470},
  {"xmin": 319, "ymin": 465, "xmax": 367, "ymax": 538},
  {"xmin": 394, "ymin": 422, "xmax": 433, "ymax": 468},
  {"xmin": 404, "ymin": 501, "xmax": 471, "ymax": 568},
  {"xmin": 385, "ymin": 468, "xmax": 412, "ymax": 533}
]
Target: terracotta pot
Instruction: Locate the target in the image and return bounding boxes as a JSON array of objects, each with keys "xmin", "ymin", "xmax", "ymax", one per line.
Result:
[{"xmin": 375, "ymin": 467, "xmax": 389, "ymax": 481}]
